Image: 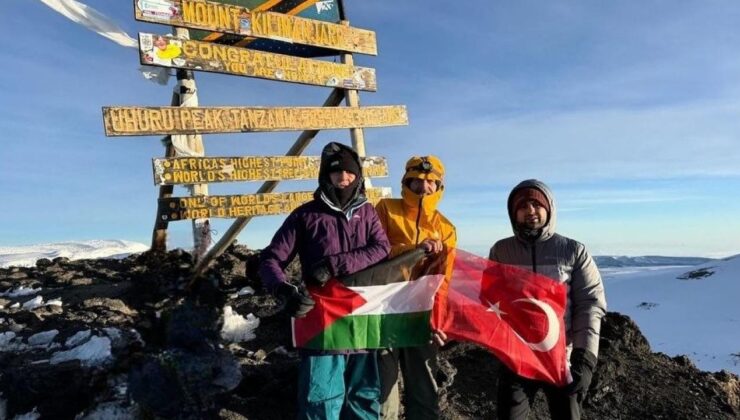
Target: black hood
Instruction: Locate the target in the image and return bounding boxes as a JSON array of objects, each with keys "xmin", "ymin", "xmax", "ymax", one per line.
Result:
[{"xmin": 315, "ymin": 142, "xmax": 365, "ymax": 209}]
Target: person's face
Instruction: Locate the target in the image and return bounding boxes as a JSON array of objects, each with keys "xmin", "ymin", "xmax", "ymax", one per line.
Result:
[
  {"xmin": 408, "ymin": 178, "xmax": 438, "ymax": 195},
  {"xmin": 329, "ymin": 170, "xmax": 356, "ymax": 189},
  {"xmin": 515, "ymin": 200, "xmax": 548, "ymax": 230}
]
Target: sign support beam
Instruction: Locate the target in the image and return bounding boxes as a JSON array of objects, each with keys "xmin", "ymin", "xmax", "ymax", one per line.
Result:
[{"xmin": 189, "ymin": 88, "xmax": 345, "ymax": 284}]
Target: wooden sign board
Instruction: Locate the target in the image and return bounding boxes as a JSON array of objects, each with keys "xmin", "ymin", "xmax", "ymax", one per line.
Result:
[
  {"xmin": 134, "ymin": 0, "xmax": 377, "ymax": 55},
  {"xmin": 138, "ymin": 33, "xmax": 376, "ymax": 90},
  {"xmin": 158, "ymin": 187, "xmax": 392, "ymax": 220},
  {"xmin": 152, "ymin": 155, "xmax": 388, "ymax": 185},
  {"xmin": 185, "ymin": 0, "xmax": 344, "ymax": 58},
  {"xmin": 102, "ymin": 105, "xmax": 408, "ymax": 136}
]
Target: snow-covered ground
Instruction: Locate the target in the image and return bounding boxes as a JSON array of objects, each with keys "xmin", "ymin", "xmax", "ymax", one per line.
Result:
[
  {"xmin": 603, "ymin": 255, "xmax": 740, "ymax": 375},
  {"xmin": 0, "ymin": 240, "xmax": 148, "ymax": 268}
]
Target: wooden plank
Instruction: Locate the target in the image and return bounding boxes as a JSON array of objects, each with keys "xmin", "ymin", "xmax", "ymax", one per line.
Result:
[
  {"xmin": 134, "ymin": 0, "xmax": 377, "ymax": 55},
  {"xmin": 152, "ymin": 155, "xmax": 388, "ymax": 185},
  {"xmin": 138, "ymin": 33, "xmax": 376, "ymax": 90},
  {"xmin": 159, "ymin": 187, "xmax": 391, "ymax": 221},
  {"xmin": 102, "ymin": 105, "xmax": 408, "ymax": 136}
]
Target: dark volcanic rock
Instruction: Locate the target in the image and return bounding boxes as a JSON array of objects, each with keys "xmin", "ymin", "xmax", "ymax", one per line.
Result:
[{"xmin": 0, "ymin": 245, "xmax": 738, "ymax": 419}]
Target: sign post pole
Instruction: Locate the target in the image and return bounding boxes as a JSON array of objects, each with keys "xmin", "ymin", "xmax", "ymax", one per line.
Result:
[{"xmin": 151, "ymin": 89, "xmax": 179, "ymax": 252}]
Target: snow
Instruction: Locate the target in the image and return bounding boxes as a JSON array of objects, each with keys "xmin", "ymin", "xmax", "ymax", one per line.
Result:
[
  {"xmin": 12, "ymin": 407, "xmax": 40, "ymax": 420},
  {"xmin": 603, "ymin": 254, "xmax": 740, "ymax": 375},
  {"xmin": 0, "ymin": 240, "xmax": 148, "ymax": 268},
  {"xmin": 221, "ymin": 306, "xmax": 259, "ymax": 343},
  {"xmin": 65, "ymin": 330, "xmax": 92, "ymax": 347},
  {"xmin": 19, "ymin": 296, "xmax": 62, "ymax": 311},
  {"xmin": 1, "ymin": 286, "xmax": 42, "ymax": 298},
  {"xmin": 50, "ymin": 335, "xmax": 112, "ymax": 367},
  {"xmin": 0, "ymin": 332, "xmax": 16, "ymax": 347},
  {"xmin": 230, "ymin": 287, "xmax": 255, "ymax": 299},
  {"xmin": 27, "ymin": 330, "xmax": 59, "ymax": 347},
  {"xmin": 21, "ymin": 296, "xmax": 44, "ymax": 310}
]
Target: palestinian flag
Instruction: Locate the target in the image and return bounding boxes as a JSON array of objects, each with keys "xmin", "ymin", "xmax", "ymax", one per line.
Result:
[{"xmin": 292, "ymin": 249, "xmax": 445, "ymax": 350}]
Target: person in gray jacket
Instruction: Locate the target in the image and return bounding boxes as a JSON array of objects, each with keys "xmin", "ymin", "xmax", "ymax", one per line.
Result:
[{"xmin": 490, "ymin": 179, "xmax": 607, "ymax": 420}]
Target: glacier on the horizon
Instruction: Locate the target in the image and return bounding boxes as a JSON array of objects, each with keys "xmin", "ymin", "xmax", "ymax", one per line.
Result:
[{"xmin": 0, "ymin": 240, "xmax": 148, "ymax": 268}]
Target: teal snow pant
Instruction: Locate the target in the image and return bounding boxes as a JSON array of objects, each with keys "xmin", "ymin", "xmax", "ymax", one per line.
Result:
[{"xmin": 297, "ymin": 352, "xmax": 381, "ymax": 420}]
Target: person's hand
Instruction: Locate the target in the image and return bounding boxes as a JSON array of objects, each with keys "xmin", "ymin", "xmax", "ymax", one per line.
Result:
[
  {"xmin": 419, "ymin": 238, "xmax": 443, "ymax": 254},
  {"xmin": 430, "ymin": 329, "xmax": 447, "ymax": 347},
  {"xmin": 309, "ymin": 261, "xmax": 332, "ymax": 286},
  {"xmin": 275, "ymin": 283, "xmax": 315, "ymax": 318},
  {"xmin": 566, "ymin": 348, "xmax": 597, "ymax": 399}
]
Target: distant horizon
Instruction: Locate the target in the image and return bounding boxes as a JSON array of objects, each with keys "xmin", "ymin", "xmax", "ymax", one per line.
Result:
[
  {"xmin": 0, "ymin": 238, "xmax": 735, "ymax": 261},
  {"xmin": 2, "ymin": 1, "xmax": 740, "ymax": 258}
]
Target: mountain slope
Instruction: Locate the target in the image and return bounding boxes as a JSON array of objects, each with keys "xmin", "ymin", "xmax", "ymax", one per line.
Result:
[{"xmin": 605, "ymin": 254, "xmax": 740, "ymax": 375}]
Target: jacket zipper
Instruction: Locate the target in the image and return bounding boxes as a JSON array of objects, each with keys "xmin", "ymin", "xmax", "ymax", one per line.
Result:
[
  {"xmin": 531, "ymin": 244, "xmax": 538, "ymax": 274},
  {"xmin": 414, "ymin": 196, "xmax": 423, "ymax": 245}
]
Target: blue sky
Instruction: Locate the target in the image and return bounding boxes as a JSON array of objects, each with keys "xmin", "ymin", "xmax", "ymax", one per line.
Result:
[{"xmin": 2, "ymin": 1, "xmax": 739, "ymax": 257}]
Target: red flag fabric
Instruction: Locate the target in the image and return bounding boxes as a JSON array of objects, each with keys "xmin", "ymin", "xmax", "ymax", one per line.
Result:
[{"xmin": 431, "ymin": 249, "xmax": 569, "ymax": 386}]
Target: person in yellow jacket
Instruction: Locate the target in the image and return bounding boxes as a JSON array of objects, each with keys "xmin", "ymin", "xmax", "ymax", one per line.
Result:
[{"xmin": 375, "ymin": 155, "xmax": 457, "ymax": 420}]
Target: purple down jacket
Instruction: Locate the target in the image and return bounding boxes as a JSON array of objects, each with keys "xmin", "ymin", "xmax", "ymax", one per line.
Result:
[{"xmin": 259, "ymin": 197, "xmax": 391, "ymax": 293}]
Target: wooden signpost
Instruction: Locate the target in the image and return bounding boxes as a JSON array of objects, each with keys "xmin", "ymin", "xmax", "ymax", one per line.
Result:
[
  {"xmin": 158, "ymin": 187, "xmax": 391, "ymax": 221},
  {"xmin": 139, "ymin": 33, "xmax": 376, "ymax": 90},
  {"xmin": 103, "ymin": 0, "xmax": 408, "ymax": 270},
  {"xmin": 134, "ymin": 0, "xmax": 377, "ymax": 55},
  {"xmin": 103, "ymin": 105, "xmax": 407, "ymax": 136},
  {"xmin": 152, "ymin": 155, "xmax": 388, "ymax": 185}
]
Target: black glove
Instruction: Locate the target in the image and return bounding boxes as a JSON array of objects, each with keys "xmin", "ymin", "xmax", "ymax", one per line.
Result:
[
  {"xmin": 275, "ymin": 283, "xmax": 315, "ymax": 318},
  {"xmin": 567, "ymin": 348, "xmax": 597, "ymax": 397},
  {"xmin": 308, "ymin": 261, "xmax": 333, "ymax": 286}
]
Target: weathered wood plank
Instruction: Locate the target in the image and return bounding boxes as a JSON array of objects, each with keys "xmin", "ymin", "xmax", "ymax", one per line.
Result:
[
  {"xmin": 159, "ymin": 187, "xmax": 392, "ymax": 221},
  {"xmin": 102, "ymin": 105, "xmax": 408, "ymax": 136},
  {"xmin": 134, "ymin": 0, "xmax": 377, "ymax": 55},
  {"xmin": 152, "ymin": 155, "xmax": 388, "ymax": 185},
  {"xmin": 138, "ymin": 33, "xmax": 376, "ymax": 90}
]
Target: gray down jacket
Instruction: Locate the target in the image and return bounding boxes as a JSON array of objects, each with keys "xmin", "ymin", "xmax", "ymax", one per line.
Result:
[{"xmin": 489, "ymin": 179, "xmax": 607, "ymax": 358}]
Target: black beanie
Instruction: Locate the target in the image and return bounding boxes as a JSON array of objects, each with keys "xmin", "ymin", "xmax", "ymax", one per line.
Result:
[{"xmin": 325, "ymin": 149, "xmax": 361, "ymax": 176}]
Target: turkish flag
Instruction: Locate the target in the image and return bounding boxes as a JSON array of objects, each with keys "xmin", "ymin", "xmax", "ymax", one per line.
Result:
[{"xmin": 431, "ymin": 250, "xmax": 569, "ymax": 386}]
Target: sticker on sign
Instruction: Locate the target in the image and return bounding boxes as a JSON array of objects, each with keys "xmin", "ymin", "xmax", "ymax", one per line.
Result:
[{"xmin": 138, "ymin": 0, "xmax": 181, "ymax": 19}]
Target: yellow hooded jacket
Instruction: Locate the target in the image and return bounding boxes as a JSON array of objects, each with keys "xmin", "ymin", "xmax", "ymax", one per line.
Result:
[{"xmin": 375, "ymin": 156, "xmax": 457, "ymax": 290}]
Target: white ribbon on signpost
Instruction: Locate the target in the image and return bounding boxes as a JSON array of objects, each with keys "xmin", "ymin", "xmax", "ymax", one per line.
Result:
[{"xmin": 38, "ymin": 0, "xmax": 170, "ymax": 85}]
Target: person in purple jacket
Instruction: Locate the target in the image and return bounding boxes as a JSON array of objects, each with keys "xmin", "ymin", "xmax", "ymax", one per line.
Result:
[{"xmin": 259, "ymin": 142, "xmax": 391, "ymax": 419}]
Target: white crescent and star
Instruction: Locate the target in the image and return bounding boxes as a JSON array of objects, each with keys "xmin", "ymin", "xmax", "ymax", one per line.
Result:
[{"xmin": 485, "ymin": 298, "xmax": 560, "ymax": 353}]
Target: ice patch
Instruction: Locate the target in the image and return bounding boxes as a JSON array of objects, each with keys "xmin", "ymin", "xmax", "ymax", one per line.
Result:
[
  {"xmin": 65, "ymin": 330, "xmax": 92, "ymax": 347},
  {"xmin": 0, "ymin": 332, "xmax": 27, "ymax": 353},
  {"xmin": 0, "ymin": 332, "xmax": 16, "ymax": 347},
  {"xmin": 220, "ymin": 306, "xmax": 259, "ymax": 343},
  {"xmin": 77, "ymin": 400, "xmax": 137, "ymax": 419},
  {"xmin": 28, "ymin": 330, "xmax": 59, "ymax": 347},
  {"xmin": 46, "ymin": 298, "xmax": 62, "ymax": 307},
  {"xmin": 1, "ymin": 286, "xmax": 42, "ymax": 298},
  {"xmin": 238, "ymin": 286, "xmax": 255, "ymax": 296},
  {"xmin": 16, "ymin": 296, "xmax": 62, "ymax": 311},
  {"xmin": 13, "ymin": 406, "xmax": 40, "ymax": 419},
  {"xmin": 22, "ymin": 296, "xmax": 44, "ymax": 310},
  {"xmin": 103, "ymin": 327, "xmax": 121, "ymax": 341},
  {"xmin": 50, "ymin": 335, "xmax": 112, "ymax": 367}
]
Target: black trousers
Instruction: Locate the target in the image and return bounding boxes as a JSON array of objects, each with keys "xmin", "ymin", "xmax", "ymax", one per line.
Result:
[{"xmin": 497, "ymin": 367, "xmax": 582, "ymax": 420}]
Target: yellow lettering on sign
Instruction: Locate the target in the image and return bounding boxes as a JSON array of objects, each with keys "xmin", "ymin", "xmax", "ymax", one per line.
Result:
[{"xmin": 183, "ymin": 40, "xmax": 197, "ymax": 57}]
